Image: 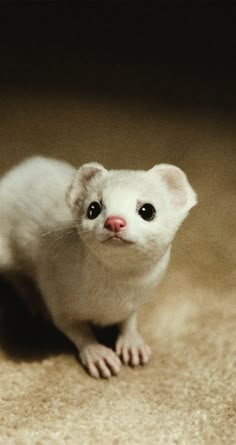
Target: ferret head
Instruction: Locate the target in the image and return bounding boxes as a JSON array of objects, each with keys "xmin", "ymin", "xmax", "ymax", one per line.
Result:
[{"xmin": 67, "ymin": 162, "xmax": 197, "ymax": 268}]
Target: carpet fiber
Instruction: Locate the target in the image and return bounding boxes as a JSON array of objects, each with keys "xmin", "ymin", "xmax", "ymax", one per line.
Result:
[{"xmin": 0, "ymin": 5, "xmax": 235, "ymax": 444}]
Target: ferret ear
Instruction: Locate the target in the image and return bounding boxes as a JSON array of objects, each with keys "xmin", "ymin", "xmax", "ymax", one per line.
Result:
[
  {"xmin": 67, "ymin": 162, "xmax": 107, "ymax": 210},
  {"xmin": 75, "ymin": 162, "xmax": 106, "ymax": 183},
  {"xmin": 149, "ymin": 163, "xmax": 197, "ymax": 211}
]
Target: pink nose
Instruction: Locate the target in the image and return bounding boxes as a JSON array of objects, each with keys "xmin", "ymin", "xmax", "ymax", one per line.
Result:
[{"xmin": 104, "ymin": 216, "xmax": 127, "ymax": 233}]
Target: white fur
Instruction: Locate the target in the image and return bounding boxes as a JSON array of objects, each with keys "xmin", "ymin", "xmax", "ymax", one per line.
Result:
[{"xmin": 0, "ymin": 156, "xmax": 197, "ymax": 378}]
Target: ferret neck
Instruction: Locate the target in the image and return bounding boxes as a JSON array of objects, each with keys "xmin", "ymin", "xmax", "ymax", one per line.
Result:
[{"xmin": 88, "ymin": 243, "xmax": 171, "ymax": 277}]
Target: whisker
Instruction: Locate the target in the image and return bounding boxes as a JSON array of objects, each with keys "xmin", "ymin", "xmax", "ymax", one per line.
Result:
[
  {"xmin": 50, "ymin": 251, "xmax": 61, "ymax": 263},
  {"xmin": 40, "ymin": 225, "xmax": 76, "ymax": 238}
]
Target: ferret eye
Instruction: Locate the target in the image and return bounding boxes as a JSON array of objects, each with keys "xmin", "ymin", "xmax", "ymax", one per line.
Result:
[
  {"xmin": 138, "ymin": 203, "xmax": 156, "ymax": 221},
  {"xmin": 87, "ymin": 201, "xmax": 102, "ymax": 219}
]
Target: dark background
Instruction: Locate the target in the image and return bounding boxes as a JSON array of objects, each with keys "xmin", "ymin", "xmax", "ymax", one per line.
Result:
[{"xmin": 0, "ymin": 1, "xmax": 235, "ymax": 110}]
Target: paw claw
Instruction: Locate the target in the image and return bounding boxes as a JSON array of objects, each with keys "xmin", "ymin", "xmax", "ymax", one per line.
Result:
[
  {"xmin": 88, "ymin": 362, "xmax": 100, "ymax": 379},
  {"xmin": 80, "ymin": 344, "xmax": 121, "ymax": 379},
  {"xmin": 116, "ymin": 333, "xmax": 151, "ymax": 367},
  {"xmin": 96, "ymin": 359, "xmax": 112, "ymax": 379},
  {"xmin": 130, "ymin": 347, "xmax": 139, "ymax": 367},
  {"xmin": 138, "ymin": 344, "xmax": 152, "ymax": 365},
  {"xmin": 117, "ymin": 345, "xmax": 129, "ymax": 365}
]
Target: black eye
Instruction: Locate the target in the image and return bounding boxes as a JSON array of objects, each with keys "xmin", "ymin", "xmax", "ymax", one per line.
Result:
[
  {"xmin": 138, "ymin": 203, "xmax": 156, "ymax": 221},
  {"xmin": 87, "ymin": 201, "xmax": 102, "ymax": 219}
]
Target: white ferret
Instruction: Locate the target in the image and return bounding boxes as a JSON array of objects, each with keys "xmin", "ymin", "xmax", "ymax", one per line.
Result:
[{"xmin": 0, "ymin": 156, "xmax": 197, "ymax": 378}]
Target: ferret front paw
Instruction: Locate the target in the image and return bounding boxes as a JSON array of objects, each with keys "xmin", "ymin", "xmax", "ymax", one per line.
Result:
[
  {"xmin": 116, "ymin": 333, "xmax": 152, "ymax": 367},
  {"xmin": 79, "ymin": 344, "xmax": 121, "ymax": 379}
]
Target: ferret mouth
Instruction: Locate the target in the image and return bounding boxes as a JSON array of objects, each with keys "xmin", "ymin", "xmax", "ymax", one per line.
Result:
[{"xmin": 102, "ymin": 235, "xmax": 134, "ymax": 245}]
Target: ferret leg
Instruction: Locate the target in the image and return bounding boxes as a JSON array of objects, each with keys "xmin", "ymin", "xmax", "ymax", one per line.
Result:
[
  {"xmin": 116, "ymin": 312, "xmax": 152, "ymax": 366},
  {"xmin": 57, "ymin": 319, "xmax": 121, "ymax": 379}
]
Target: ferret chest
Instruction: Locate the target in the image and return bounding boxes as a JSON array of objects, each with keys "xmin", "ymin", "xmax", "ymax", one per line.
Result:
[{"xmin": 73, "ymin": 277, "xmax": 145, "ymax": 325}]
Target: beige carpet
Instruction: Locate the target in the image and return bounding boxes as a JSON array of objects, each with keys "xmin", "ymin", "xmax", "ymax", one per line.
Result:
[{"xmin": 0, "ymin": 87, "xmax": 235, "ymax": 445}]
